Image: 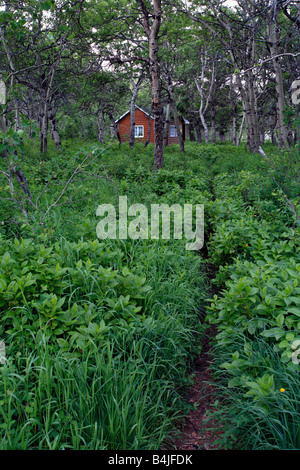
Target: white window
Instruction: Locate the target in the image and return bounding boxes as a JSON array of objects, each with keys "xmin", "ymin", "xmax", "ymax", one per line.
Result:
[
  {"xmin": 170, "ymin": 125, "xmax": 177, "ymax": 137},
  {"xmin": 135, "ymin": 125, "xmax": 144, "ymax": 138}
]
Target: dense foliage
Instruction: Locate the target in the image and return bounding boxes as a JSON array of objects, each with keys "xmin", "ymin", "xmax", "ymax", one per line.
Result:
[
  {"xmin": 0, "ymin": 0, "xmax": 299, "ymax": 450},
  {"xmin": 0, "ymin": 139, "xmax": 210, "ymax": 450},
  {"xmin": 0, "ymin": 135, "xmax": 299, "ymax": 449}
]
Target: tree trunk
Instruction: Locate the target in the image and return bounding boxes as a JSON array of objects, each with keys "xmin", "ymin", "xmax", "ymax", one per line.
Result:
[
  {"xmin": 39, "ymin": 90, "xmax": 48, "ymax": 154},
  {"xmin": 192, "ymin": 114, "xmax": 202, "ymax": 143},
  {"xmin": 294, "ymin": 109, "xmax": 299, "ymax": 145},
  {"xmin": 49, "ymin": 104, "xmax": 61, "ymax": 147},
  {"xmin": 14, "ymin": 104, "xmax": 21, "ymax": 132},
  {"xmin": 235, "ymin": 70, "xmax": 260, "ymax": 152},
  {"xmin": 1, "ymin": 10, "xmax": 21, "ymax": 133},
  {"xmin": 219, "ymin": 129, "xmax": 226, "ymax": 142},
  {"xmin": 194, "ymin": 61, "xmax": 215, "ymax": 145},
  {"xmin": 210, "ymin": 99, "xmax": 216, "ymax": 144},
  {"xmin": 271, "ymin": 122, "xmax": 277, "ymax": 145},
  {"xmin": 267, "ymin": 13, "xmax": 289, "ymax": 149},
  {"xmin": 167, "ymin": 77, "xmax": 184, "ymax": 152},
  {"xmin": 188, "ymin": 120, "xmax": 196, "ymax": 142},
  {"xmin": 149, "ymin": 1, "xmax": 163, "ymax": 168},
  {"xmin": 194, "ymin": 78, "xmax": 210, "ymax": 144},
  {"xmin": 200, "ymin": 112, "xmax": 209, "ymax": 143},
  {"xmin": 39, "ymin": 67, "xmax": 56, "ymax": 154},
  {"xmin": 137, "ymin": 0, "xmax": 163, "ymax": 168},
  {"xmin": 227, "ymin": 32, "xmax": 260, "ymax": 153},
  {"xmin": 41, "ymin": 108, "xmax": 49, "ymax": 154},
  {"xmin": 129, "ymin": 71, "xmax": 144, "ymax": 148},
  {"xmin": 232, "ymin": 104, "xmax": 237, "ymax": 145},
  {"xmin": 144, "ymin": 112, "xmax": 152, "ymax": 148},
  {"xmin": 163, "ymin": 102, "xmax": 171, "ymax": 147},
  {"xmin": 108, "ymin": 112, "xmax": 122, "ymax": 148},
  {"xmin": 237, "ymin": 111, "xmax": 245, "ymax": 146},
  {"xmin": 259, "ymin": 114, "xmax": 265, "ymax": 145},
  {"xmin": 246, "ymin": 70, "xmax": 260, "ymax": 152},
  {"xmin": 25, "ymin": 89, "xmax": 34, "ymax": 138},
  {"xmin": 96, "ymin": 112, "xmax": 105, "ymax": 144}
]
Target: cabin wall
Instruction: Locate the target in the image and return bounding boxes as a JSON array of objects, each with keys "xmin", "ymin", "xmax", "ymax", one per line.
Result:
[
  {"xmin": 166, "ymin": 121, "xmax": 185, "ymax": 145},
  {"xmin": 118, "ymin": 109, "xmax": 155, "ymax": 144},
  {"xmin": 118, "ymin": 110, "xmax": 187, "ymax": 146}
]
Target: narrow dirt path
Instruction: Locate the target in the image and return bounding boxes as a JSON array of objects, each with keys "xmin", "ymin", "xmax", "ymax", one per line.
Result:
[
  {"xmin": 165, "ymin": 223, "xmax": 228, "ymax": 450},
  {"xmin": 170, "ymin": 326, "xmax": 225, "ymax": 450}
]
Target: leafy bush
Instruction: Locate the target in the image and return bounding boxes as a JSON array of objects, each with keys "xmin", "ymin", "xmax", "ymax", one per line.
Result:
[
  {"xmin": 204, "ymin": 149, "xmax": 300, "ymax": 450},
  {"xmin": 207, "ymin": 256, "xmax": 300, "ymax": 369}
]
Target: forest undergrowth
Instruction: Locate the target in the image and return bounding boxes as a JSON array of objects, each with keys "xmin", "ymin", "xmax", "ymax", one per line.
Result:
[{"xmin": 0, "ymin": 139, "xmax": 299, "ymax": 450}]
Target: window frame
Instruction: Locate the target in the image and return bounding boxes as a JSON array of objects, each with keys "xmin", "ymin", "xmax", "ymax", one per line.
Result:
[
  {"xmin": 169, "ymin": 125, "xmax": 178, "ymax": 137},
  {"xmin": 135, "ymin": 125, "xmax": 144, "ymax": 138}
]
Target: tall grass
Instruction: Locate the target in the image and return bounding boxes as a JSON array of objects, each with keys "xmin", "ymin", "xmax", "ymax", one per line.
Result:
[
  {"xmin": 207, "ymin": 335, "xmax": 300, "ymax": 450},
  {"xmin": 0, "ymin": 335, "xmax": 189, "ymax": 450},
  {"xmin": 0, "ymin": 234, "xmax": 207, "ymax": 449}
]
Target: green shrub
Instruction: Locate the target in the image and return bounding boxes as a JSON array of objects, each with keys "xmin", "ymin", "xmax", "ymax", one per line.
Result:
[{"xmin": 207, "ymin": 256, "xmax": 300, "ymax": 369}]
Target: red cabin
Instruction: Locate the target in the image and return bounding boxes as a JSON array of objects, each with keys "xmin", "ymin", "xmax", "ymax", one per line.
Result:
[{"xmin": 116, "ymin": 106, "xmax": 189, "ymax": 145}]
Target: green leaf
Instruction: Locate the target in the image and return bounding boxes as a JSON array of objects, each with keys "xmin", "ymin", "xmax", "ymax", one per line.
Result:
[
  {"xmin": 261, "ymin": 327, "xmax": 285, "ymax": 340},
  {"xmin": 0, "ymin": 278, "xmax": 7, "ymax": 290},
  {"xmin": 288, "ymin": 296, "xmax": 300, "ymax": 305},
  {"xmin": 286, "ymin": 332, "xmax": 295, "ymax": 341},
  {"xmin": 278, "ymin": 340, "xmax": 289, "ymax": 349},
  {"xmin": 287, "ymin": 307, "xmax": 300, "ymax": 317},
  {"xmin": 276, "ymin": 313, "xmax": 284, "ymax": 326}
]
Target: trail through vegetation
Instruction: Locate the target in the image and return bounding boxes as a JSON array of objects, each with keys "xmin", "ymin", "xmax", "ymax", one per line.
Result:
[
  {"xmin": 0, "ymin": 0, "xmax": 300, "ymax": 453},
  {"xmin": 0, "ymin": 139, "xmax": 299, "ymax": 450},
  {"xmin": 170, "ymin": 326, "xmax": 225, "ymax": 451}
]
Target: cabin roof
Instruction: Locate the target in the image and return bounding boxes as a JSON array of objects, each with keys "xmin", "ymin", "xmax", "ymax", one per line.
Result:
[
  {"xmin": 181, "ymin": 116, "xmax": 190, "ymax": 124},
  {"xmin": 115, "ymin": 105, "xmax": 154, "ymax": 123},
  {"xmin": 115, "ymin": 105, "xmax": 190, "ymax": 125}
]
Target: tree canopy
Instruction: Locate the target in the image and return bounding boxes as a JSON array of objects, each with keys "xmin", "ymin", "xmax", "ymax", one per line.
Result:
[{"xmin": 0, "ymin": 0, "xmax": 299, "ymax": 166}]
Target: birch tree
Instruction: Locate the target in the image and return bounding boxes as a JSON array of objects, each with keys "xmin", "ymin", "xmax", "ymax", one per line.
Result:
[
  {"xmin": 136, "ymin": 0, "xmax": 164, "ymax": 168},
  {"xmin": 194, "ymin": 55, "xmax": 216, "ymax": 144},
  {"xmin": 181, "ymin": 0, "xmax": 264, "ymax": 152},
  {"xmin": 129, "ymin": 69, "xmax": 144, "ymax": 147}
]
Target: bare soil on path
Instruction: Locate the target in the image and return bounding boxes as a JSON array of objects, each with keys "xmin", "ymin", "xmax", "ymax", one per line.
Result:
[{"xmin": 169, "ymin": 327, "xmax": 226, "ymax": 451}]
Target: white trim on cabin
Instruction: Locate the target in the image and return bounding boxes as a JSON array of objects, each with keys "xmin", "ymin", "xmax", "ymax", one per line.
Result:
[{"xmin": 115, "ymin": 105, "xmax": 154, "ymax": 123}]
